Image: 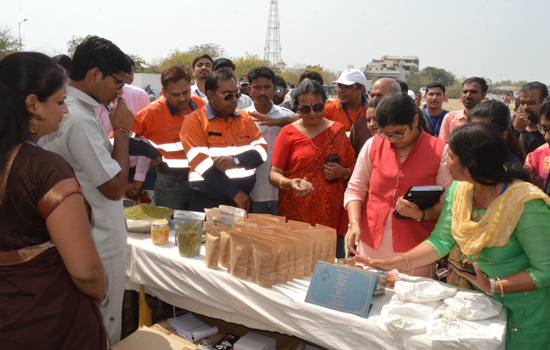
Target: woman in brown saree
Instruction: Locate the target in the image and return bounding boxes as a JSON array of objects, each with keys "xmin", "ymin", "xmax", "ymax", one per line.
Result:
[
  {"xmin": 0, "ymin": 52, "xmax": 108, "ymax": 349},
  {"xmin": 270, "ymin": 80, "xmax": 355, "ymax": 257}
]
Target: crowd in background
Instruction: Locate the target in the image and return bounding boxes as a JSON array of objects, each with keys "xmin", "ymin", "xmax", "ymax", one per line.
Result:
[{"xmin": 1, "ymin": 35, "xmax": 550, "ymax": 349}]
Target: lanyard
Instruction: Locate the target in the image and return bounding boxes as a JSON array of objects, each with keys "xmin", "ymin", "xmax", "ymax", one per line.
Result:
[
  {"xmin": 498, "ymin": 181, "xmax": 509, "ymax": 196},
  {"xmin": 342, "ymin": 105, "xmax": 362, "ymax": 126},
  {"xmin": 424, "ymin": 109, "xmax": 443, "ymax": 135},
  {"xmin": 27, "ymin": 137, "xmax": 42, "ymax": 148}
]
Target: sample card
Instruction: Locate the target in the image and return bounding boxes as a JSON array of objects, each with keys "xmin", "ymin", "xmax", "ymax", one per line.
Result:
[{"xmin": 305, "ymin": 261, "xmax": 377, "ymax": 318}]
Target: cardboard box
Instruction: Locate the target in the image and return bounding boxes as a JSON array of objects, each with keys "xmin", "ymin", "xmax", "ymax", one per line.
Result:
[
  {"xmin": 112, "ymin": 323, "xmax": 195, "ymax": 350},
  {"xmin": 233, "ymin": 332, "xmax": 276, "ymax": 350}
]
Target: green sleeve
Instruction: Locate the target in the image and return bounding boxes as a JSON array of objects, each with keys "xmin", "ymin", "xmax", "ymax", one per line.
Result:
[
  {"xmin": 425, "ymin": 181, "xmax": 458, "ymax": 258},
  {"xmin": 515, "ymin": 198, "xmax": 550, "ymax": 289}
]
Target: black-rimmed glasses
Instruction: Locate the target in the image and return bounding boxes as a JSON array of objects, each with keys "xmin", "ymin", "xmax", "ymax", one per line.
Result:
[
  {"xmin": 537, "ymin": 123, "xmax": 550, "ymax": 135},
  {"xmin": 215, "ymin": 91, "xmax": 241, "ymax": 101},
  {"xmin": 518, "ymin": 100, "xmax": 542, "ymax": 107},
  {"xmin": 110, "ymin": 74, "xmax": 125, "ymax": 90},
  {"xmin": 377, "ymin": 126, "xmax": 408, "ymax": 140}
]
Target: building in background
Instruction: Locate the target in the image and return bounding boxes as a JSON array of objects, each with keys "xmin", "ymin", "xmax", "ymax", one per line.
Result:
[{"xmin": 364, "ymin": 55, "xmax": 419, "ymax": 81}]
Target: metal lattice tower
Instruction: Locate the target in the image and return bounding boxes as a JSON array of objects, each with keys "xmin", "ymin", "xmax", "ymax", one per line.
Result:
[{"xmin": 264, "ymin": 0, "xmax": 281, "ymax": 67}]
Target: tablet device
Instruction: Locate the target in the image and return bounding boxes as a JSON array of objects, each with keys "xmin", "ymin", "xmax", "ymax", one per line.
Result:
[
  {"xmin": 448, "ymin": 259, "xmax": 476, "ymax": 275},
  {"xmin": 394, "ymin": 185, "xmax": 445, "ymax": 219}
]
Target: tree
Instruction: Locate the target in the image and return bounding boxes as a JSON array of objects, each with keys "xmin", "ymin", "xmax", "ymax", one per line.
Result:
[
  {"xmin": 158, "ymin": 43, "xmax": 226, "ymax": 72},
  {"xmin": 407, "ymin": 66, "xmax": 456, "ymax": 93},
  {"xmin": 186, "ymin": 43, "xmax": 225, "ymax": 60},
  {"xmin": 279, "ymin": 67, "xmax": 302, "ymax": 88},
  {"xmin": 233, "ymin": 53, "xmax": 268, "ymax": 80},
  {"xmin": 303, "ymin": 64, "xmax": 338, "ymax": 86},
  {"xmin": 66, "ymin": 35, "xmax": 85, "ymax": 57},
  {"xmin": 446, "ymin": 78, "xmax": 464, "ymax": 99},
  {"xmin": 127, "ymin": 53, "xmax": 161, "ymax": 73},
  {"xmin": 0, "ymin": 26, "xmax": 20, "ymax": 60},
  {"xmin": 421, "ymin": 66, "xmax": 455, "ymax": 86}
]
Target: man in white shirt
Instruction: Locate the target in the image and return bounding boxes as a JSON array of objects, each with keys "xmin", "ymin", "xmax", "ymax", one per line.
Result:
[
  {"xmin": 245, "ymin": 67, "xmax": 293, "ymax": 214},
  {"xmin": 191, "ymin": 54, "xmax": 213, "ymax": 98},
  {"xmin": 39, "ymin": 35, "xmax": 134, "ymax": 346}
]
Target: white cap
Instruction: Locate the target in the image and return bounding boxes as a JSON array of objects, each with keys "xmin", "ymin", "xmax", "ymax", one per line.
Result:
[{"xmin": 333, "ymin": 68, "xmax": 367, "ymax": 89}]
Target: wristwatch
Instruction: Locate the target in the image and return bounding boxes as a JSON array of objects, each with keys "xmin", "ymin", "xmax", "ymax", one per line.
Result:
[{"xmin": 233, "ymin": 156, "xmax": 240, "ymax": 166}]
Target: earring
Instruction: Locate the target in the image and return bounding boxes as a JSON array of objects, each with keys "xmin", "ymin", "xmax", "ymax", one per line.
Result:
[{"xmin": 29, "ymin": 116, "xmax": 39, "ymax": 134}]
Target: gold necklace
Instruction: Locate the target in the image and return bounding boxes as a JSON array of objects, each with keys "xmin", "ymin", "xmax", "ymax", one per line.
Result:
[
  {"xmin": 471, "ymin": 186, "xmax": 495, "ymax": 221},
  {"xmin": 302, "ymin": 119, "xmax": 328, "ymax": 150}
]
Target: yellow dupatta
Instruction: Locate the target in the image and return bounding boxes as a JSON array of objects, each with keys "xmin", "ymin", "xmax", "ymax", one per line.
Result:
[{"xmin": 452, "ymin": 181, "xmax": 550, "ymax": 256}]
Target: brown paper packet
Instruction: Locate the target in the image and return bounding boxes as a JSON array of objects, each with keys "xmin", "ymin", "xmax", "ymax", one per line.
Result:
[
  {"xmin": 240, "ymin": 228, "xmax": 287, "ymax": 284},
  {"xmin": 204, "ymin": 223, "xmax": 221, "ymax": 270},
  {"xmin": 247, "ymin": 213, "xmax": 286, "ymax": 223},
  {"xmin": 217, "ymin": 222, "xmax": 233, "ymax": 269},
  {"xmin": 292, "ymin": 228, "xmax": 324, "ymax": 272},
  {"xmin": 272, "ymin": 234, "xmax": 297, "ymax": 281},
  {"xmin": 274, "ymin": 233, "xmax": 305, "ymax": 279},
  {"xmin": 286, "ymin": 220, "xmax": 312, "ymax": 229},
  {"xmin": 308, "ymin": 227, "xmax": 332, "ymax": 263},
  {"xmin": 233, "ymin": 220, "xmax": 258, "ymax": 230},
  {"xmin": 287, "ymin": 232, "xmax": 313, "ymax": 277},
  {"xmin": 251, "ymin": 238, "xmax": 276, "ymax": 288},
  {"xmin": 228, "ymin": 231, "xmax": 250, "ymax": 280},
  {"xmin": 315, "ymin": 224, "xmax": 338, "ymax": 262}
]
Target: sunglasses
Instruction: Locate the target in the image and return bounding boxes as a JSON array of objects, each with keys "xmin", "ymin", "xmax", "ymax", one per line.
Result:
[
  {"xmin": 276, "ymin": 87, "xmax": 284, "ymax": 94},
  {"xmin": 214, "ymin": 90, "xmax": 241, "ymax": 101},
  {"xmin": 298, "ymin": 103, "xmax": 325, "ymax": 114},
  {"xmin": 109, "ymin": 74, "xmax": 125, "ymax": 90}
]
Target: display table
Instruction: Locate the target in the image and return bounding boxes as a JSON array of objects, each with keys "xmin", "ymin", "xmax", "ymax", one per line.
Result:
[{"xmin": 126, "ymin": 231, "xmax": 506, "ymax": 350}]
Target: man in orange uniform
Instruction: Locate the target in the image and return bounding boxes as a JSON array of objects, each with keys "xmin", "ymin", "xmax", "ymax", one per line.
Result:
[
  {"xmin": 181, "ymin": 69, "xmax": 268, "ymax": 212},
  {"xmin": 324, "ymin": 68, "xmax": 369, "ymax": 131},
  {"xmin": 132, "ymin": 65, "xmax": 205, "ymax": 209}
]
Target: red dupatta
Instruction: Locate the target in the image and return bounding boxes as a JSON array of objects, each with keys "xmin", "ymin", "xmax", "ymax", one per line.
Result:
[{"xmin": 278, "ymin": 122, "xmax": 355, "ymax": 229}]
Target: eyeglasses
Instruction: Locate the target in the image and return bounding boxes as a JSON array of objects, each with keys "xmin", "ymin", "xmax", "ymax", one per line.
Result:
[
  {"xmin": 276, "ymin": 87, "xmax": 284, "ymax": 94},
  {"xmin": 110, "ymin": 74, "xmax": 125, "ymax": 90},
  {"xmin": 518, "ymin": 100, "xmax": 542, "ymax": 107},
  {"xmin": 297, "ymin": 103, "xmax": 325, "ymax": 115},
  {"xmin": 537, "ymin": 123, "xmax": 550, "ymax": 135},
  {"xmin": 377, "ymin": 126, "xmax": 409, "ymax": 140},
  {"xmin": 214, "ymin": 90, "xmax": 241, "ymax": 101}
]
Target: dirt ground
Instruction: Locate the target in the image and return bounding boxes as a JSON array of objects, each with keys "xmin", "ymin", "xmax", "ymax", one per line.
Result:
[{"xmin": 442, "ymin": 98, "xmax": 516, "ymax": 114}]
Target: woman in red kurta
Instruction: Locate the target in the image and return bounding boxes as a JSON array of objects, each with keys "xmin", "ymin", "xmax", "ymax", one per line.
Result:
[{"xmin": 270, "ymin": 80, "xmax": 355, "ymax": 257}]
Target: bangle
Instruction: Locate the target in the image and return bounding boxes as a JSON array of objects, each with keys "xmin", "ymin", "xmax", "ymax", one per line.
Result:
[
  {"xmin": 496, "ymin": 276, "xmax": 504, "ymax": 297},
  {"xmin": 415, "ymin": 209, "xmax": 426, "ymax": 222},
  {"xmin": 399, "ymin": 253, "xmax": 410, "ymax": 271},
  {"xmin": 113, "ymin": 127, "xmax": 131, "ymax": 134},
  {"xmin": 279, "ymin": 177, "xmax": 287, "ymax": 190},
  {"xmin": 489, "ymin": 278, "xmax": 496, "ymax": 296},
  {"xmin": 348, "ymin": 219, "xmax": 359, "ymax": 228}
]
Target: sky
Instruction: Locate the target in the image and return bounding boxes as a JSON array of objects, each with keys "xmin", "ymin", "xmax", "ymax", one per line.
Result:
[{"xmin": 2, "ymin": 0, "xmax": 548, "ymax": 84}]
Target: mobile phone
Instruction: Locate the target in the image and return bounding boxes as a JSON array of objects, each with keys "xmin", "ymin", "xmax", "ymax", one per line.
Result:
[
  {"xmin": 448, "ymin": 259, "xmax": 476, "ymax": 275},
  {"xmin": 326, "ymin": 153, "xmax": 340, "ymax": 184},
  {"xmin": 327, "ymin": 153, "xmax": 340, "ymax": 164}
]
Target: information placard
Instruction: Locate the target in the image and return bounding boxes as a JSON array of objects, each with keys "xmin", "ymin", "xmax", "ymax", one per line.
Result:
[{"xmin": 305, "ymin": 261, "xmax": 377, "ymax": 318}]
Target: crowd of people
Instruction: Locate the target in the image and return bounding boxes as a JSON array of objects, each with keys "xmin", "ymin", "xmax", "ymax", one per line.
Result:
[{"xmin": 1, "ymin": 34, "xmax": 549, "ymax": 349}]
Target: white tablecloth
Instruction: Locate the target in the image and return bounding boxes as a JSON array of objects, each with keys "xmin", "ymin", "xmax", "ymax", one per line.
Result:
[{"xmin": 126, "ymin": 231, "xmax": 506, "ymax": 350}]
